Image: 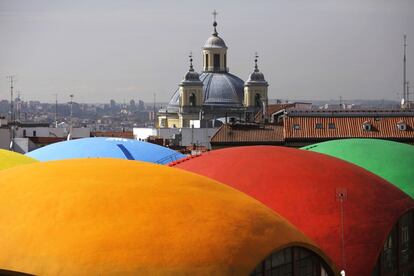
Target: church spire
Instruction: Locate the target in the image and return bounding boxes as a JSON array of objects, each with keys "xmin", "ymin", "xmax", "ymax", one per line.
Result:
[
  {"xmin": 189, "ymin": 51, "xmax": 194, "ymax": 71},
  {"xmin": 254, "ymin": 52, "xmax": 259, "ymax": 71},
  {"xmin": 212, "ymin": 9, "xmax": 218, "ymax": 36}
]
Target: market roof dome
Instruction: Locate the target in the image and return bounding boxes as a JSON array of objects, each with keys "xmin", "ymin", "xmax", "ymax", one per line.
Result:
[
  {"xmin": 25, "ymin": 137, "xmax": 185, "ymax": 164},
  {"xmin": 171, "ymin": 145, "xmax": 414, "ymax": 275},
  {"xmin": 302, "ymin": 138, "xmax": 414, "ymax": 198},
  {"xmin": 0, "ymin": 159, "xmax": 335, "ymax": 275},
  {"xmin": 0, "ymin": 149, "xmax": 37, "ymax": 171}
]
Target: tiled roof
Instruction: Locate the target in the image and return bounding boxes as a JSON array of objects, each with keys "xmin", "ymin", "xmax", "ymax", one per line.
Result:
[
  {"xmin": 284, "ymin": 116, "xmax": 414, "ymax": 140},
  {"xmin": 211, "ymin": 123, "xmax": 284, "ymax": 143},
  {"xmin": 287, "ymin": 109, "xmax": 414, "ymax": 117}
]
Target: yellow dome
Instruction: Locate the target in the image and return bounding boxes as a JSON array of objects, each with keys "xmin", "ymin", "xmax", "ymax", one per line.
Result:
[
  {"xmin": 0, "ymin": 159, "xmax": 333, "ymax": 275},
  {"xmin": 0, "ymin": 149, "xmax": 37, "ymax": 171}
]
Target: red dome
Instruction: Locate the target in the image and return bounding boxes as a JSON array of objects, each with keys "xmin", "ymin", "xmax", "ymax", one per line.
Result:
[{"xmin": 171, "ymin": 146, "xmax": 414, "ymax": 275}]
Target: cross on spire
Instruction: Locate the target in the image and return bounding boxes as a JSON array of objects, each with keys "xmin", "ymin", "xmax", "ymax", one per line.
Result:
[
  {"xmin": 212, "ymin": 9, "xmax": 218, "ymax": 36},
  {"xmin": 212, "ymin": 9, "xmax": 218, "ymax": 22},
  {"xmin": 254, "ymin": 52, "xmax": 259, "ymax": 71}
]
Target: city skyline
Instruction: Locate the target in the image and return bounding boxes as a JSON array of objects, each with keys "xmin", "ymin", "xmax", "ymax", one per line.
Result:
[{"xmin": 1, "ymin": 0, "xmax": 413, "ymax": 103}]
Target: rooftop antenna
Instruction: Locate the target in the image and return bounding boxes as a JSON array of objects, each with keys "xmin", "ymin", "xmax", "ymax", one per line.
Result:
[
  {"xmin": 68, "ymin": 94, "xmax": 74, "ymax": 140},
  {"xmin": 6, "ymin": 75, "xmax": 15, "ymax": 122},
  {"xmin": 153, "ymin": 92, "xmax": 156, "ymax": 127},
  {"xmin": 16, "ymin": 90, "xmax": 21, "ymax": 122},
  {"xmin": 403, "ymin": 35, "xmax": 407, "ymax": 106}
]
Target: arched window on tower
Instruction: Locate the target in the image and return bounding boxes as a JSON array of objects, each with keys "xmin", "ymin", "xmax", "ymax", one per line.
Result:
[
  {"xmin": 214, "ymin": 54, "xmax": 220, "ymax": 70},
  {"xmin": 255, "ymin": 93, "xmax": 262, "ymax": 108},
  {"xmin": 189, "ymin": 93, "xmax": 196, "ymax": 107},
  {"xmin": 205, "ymin": 54, "xmax": 209, "ymax": 69}
]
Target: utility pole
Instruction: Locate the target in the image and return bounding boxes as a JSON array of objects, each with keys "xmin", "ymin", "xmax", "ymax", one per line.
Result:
[
  {"xmin": 54, "ymin": 93, "xmax": 58, "ymax": 128},
  {"xmin": 6, "ymin": 75, "xmax": 16, "ymax": 151},
  {"xmin": 403, "ymin": 35, "xmax": 407, "ymax": 103}
]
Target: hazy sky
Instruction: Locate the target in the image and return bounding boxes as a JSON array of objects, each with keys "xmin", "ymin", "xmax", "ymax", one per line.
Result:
[{"xmin": 0, "ymin": 0, "xmax": 413, "ymax": 103}]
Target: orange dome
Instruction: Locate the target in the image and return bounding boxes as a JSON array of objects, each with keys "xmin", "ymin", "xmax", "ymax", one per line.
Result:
[
  {"xmin": 0, "ymin": 159, "xmax": 336, "ymax": 275},
  {"xmin": 0, "ymin": 149, "xmax": 37, "ymax": 171}
]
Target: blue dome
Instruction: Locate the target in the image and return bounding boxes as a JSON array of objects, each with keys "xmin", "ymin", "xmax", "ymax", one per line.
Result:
[
  {"xmin": 168, "ymin": 72, "xmax": 244, "ymax": 108},
  {"xmin": 26, "ymin": 137, "xmax": 185, "ymax": 164}
]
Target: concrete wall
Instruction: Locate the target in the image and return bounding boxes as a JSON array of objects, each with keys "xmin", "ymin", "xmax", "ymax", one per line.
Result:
[
  {"xmin": 133, "ymin": 127, "xmax": 218, "ymax": 149},
  {"xmin": 0, "ymin": 128, "xmax": 10, "ymax": 150},
  {"xmin": 14, "ymin": 127, "xmax": 90, "ymax": 138}
]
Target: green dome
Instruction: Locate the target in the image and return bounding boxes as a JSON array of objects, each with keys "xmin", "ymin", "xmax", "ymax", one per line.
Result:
[{"xmin": 302, "ymin": 139, "xmax": 414, "ymax": 198}]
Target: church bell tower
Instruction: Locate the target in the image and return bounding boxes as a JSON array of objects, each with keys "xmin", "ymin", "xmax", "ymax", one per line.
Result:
[
  {"xmin": 244, "ymin": 53, "xmax": 269, "ymax": 109},
  {"xmin": 179, "ymin": 53, "xmax": 203, "ymax": 110}
]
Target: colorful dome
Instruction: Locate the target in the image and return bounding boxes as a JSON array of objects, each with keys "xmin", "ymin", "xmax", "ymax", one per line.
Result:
[
  {"xmin": 25, "ymin": 137, "xmax": 185, "ymax": 164},
  {"xmin": 0, "ymin": 159, "xmax": 335, "ymax": 275},
  {"xmin": 302, "ymin": 139, "xmax": 414, "ymax": 198},
  {"xmin": 171, "ymin": 146, "xmax": 414, "ymax": 275},
  {"xmin": 0, "ymin": 149, "xmax": 37, "ymax": 171}
]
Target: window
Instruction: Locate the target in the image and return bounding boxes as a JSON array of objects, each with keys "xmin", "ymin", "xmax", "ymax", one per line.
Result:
[
  {"xmin": 250, "ymin": 246, "xmax": 334, "ymax": 276},
  {"xmin": 33, "ymin": 130, "xmax": 36, "ymax": 137},
  {"xmin": 224, "ymin": 54, "xmax": 227, "ymax": 69},
  {"xmin": 255, "ymin": 93, "xmax": 262, "ymax": 107},
  {"xmin": 293, "ymin": 124, "xmax": 300, "ymax": 130},
  {"xmin": 189, "ymin": 93, "xmax": 196, "ymax": 107},
  {"xmin": 23, "ymin": 129, "xmax": 26, "ymax": 137},
  {"xmin": 315, "ymin": 123, "xmax": 323, "ymax": 129},
  {"xmin": 214, "ymin": 54, "xmax": 220, "ymax": 70},
  {"xmin": 373, "ymin": 211, "xmax": 414, "ymax": 275},
  {"xmin": 397, "ymin": 122, "xmax": 407, "ymax": 131},
  {"xmin": 328, "ymin": 123, "xmax": 336, "ymax": 129},
  {"xmin": 362, "ymin": 122, "xmax": 372, "ymax": 131},
  {"xmin": 205, "ymin": 54, "xmax": 209, "ymax": 69}
]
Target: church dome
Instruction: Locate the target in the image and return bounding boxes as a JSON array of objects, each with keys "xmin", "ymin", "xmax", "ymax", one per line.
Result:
[
  {"xmin": 180, "ymin": 54, "xmax": 202, "ymax": 86},
  {"xmin": 203, "ymin": 20, "xmax": 227, "ymax": 49},
  {"xmin": 203, "ymin": 35, "xmax": 227, "ymax": 49},
  {"xmin": 168, "ymin": 72, "xmax": 244, "ymax": 108},
  {"xmin": 245, "ymin": 55, "xmax": 268, "ymax": 86},
  {"xmin": 183, "ymin": 70, "xmax": 201, "ymax": 82}
]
